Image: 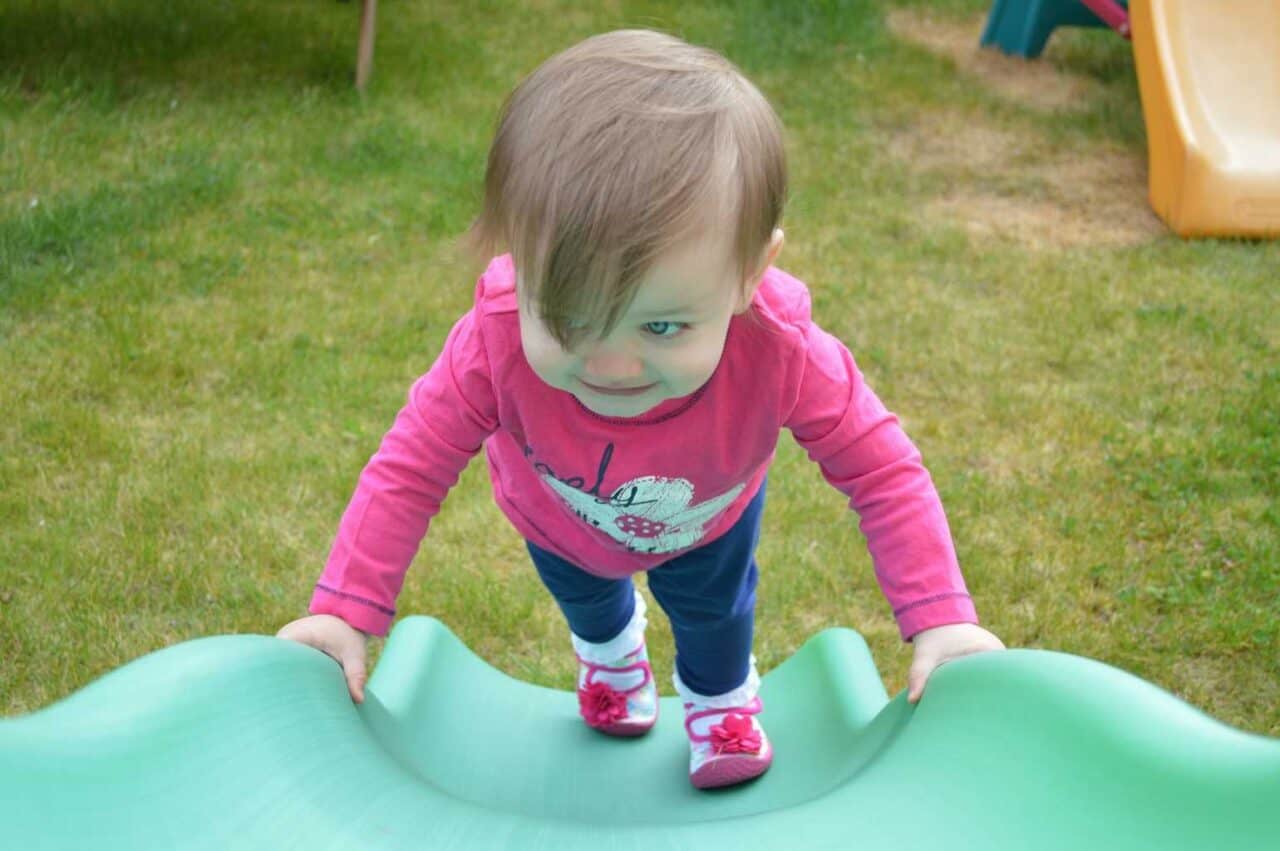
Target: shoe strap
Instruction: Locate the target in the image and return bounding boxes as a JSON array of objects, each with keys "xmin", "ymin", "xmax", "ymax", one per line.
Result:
[
  {"xmin": 683, "ymin": 696, "xmax": 763, "ymax": 743},
  {"xmin": 576, "ymin": 644, "xmax": 652, "ymax": 697}
]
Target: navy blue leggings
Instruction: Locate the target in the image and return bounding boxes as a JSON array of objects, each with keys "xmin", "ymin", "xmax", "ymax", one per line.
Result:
[{"xmin": 528, "ymin": 483, "xmax": 764, "ymax": 697}]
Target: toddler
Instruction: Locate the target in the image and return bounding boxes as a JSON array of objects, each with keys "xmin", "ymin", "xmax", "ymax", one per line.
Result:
[{"xmin": 278, "ymin": 29, "xmax": 1004, "ymax": 789}]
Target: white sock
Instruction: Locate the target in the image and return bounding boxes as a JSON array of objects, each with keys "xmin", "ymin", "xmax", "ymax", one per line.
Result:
[
  {"xmin": 673, "ymin": 657, "xmax": 761, "ymax": 733},
  {"xmin": 572, "ymin": 591, "xmax": 649, "ymax": 693}
]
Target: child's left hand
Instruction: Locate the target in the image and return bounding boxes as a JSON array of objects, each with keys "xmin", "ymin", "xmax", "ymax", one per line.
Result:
[{"xmin": 907, "ymin": 623, "xmax": 1006, "ymax": 704}]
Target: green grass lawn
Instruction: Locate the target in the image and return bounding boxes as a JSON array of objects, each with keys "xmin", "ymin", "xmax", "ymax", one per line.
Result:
[{"xmin": 2, "ymin": 0, "xmax": 1277, "ymax": 735}]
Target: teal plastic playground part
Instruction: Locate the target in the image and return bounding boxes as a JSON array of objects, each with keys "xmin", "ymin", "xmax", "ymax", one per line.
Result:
[
  {"xmin": 982, "ymin": 0, "xmax": 1128, "ymax": 58},
  {"xmin": 3, "ymin": 617, "xmax": 1279, "ymax": 850}
]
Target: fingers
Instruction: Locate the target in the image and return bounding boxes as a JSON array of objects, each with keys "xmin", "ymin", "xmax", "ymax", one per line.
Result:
[
  {"xmin": 907, "ymin": 648, "xmax": 969, "ymax": 704},
  {"xmin": 906, "ymin": 631, "xmax": 1009, "ymax": 705},
  {"xmin": 275, "ymin": 618, "xmax": 306, "ymax": 642},
  {"xmin": 906, "ymin": 662, "xmax": 930, "ymax": 704},
  {"xmin": 340, "ymin": 645, "xmax": 368, "ymax": 704},
  {"xmin": 329, "ymin": 621, "xmax": 369, "ymax": 703},
  {"xmin": 276, "ymin": 615, "xmax": 369, "ymax": 704}
]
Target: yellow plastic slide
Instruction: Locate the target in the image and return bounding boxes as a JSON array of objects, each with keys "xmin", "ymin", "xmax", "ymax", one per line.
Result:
[{"xmin": 1131, "ymin": 0, "xmax": 1280, "ymax": 238}]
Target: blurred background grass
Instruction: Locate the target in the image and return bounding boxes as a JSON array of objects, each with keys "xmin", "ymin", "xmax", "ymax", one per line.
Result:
[{"xmin": 2, "ymin": 0, "xmax": 1276, "ymax": 734}]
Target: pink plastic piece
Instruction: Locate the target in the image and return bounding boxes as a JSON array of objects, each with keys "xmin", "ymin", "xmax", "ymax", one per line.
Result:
[{"xmin": 1079, "ymin": 0, "xmax": 1131, "ymax": 38}]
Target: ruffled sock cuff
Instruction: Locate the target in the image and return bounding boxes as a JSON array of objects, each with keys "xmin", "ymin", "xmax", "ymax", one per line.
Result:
[
  {"xmin": 673, "ymin": 657, "xmax": 761, "ymax": 708},
  {"xmin": 570, "ymin": 590, "xmax": 648, "ymax": 664}
]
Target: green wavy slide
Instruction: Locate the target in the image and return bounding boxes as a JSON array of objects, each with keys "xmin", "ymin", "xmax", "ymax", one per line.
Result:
[{"xmin": 2, "ymin": 617, "xmax": 1278, "ymax": 849}]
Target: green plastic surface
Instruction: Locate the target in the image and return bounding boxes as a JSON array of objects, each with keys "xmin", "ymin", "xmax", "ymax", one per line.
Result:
[{"xmin": 3, "ymin": 617, "xmax": 1278, "ymax": 849}]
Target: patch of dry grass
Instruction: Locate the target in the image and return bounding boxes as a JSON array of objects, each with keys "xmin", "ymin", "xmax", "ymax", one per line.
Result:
[{"xmin": 887, "ymin": 7, "xmax": 1088, "ymax": 111}]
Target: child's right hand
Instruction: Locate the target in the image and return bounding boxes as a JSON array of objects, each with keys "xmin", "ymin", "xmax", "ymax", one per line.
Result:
[{"xmin": 276, "ymin": 614, "xmax": 369, "ymax": 703}]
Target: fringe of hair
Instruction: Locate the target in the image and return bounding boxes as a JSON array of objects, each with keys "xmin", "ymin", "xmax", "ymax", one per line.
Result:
[{"xmin": 464, "ymin": 29, "xmax": 787, "ymax": 348}]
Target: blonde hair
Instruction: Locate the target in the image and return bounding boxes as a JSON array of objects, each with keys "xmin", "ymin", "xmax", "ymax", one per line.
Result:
[{"xmin": 466, "ymin": 29, "xmax": 787, "ymax": 347}]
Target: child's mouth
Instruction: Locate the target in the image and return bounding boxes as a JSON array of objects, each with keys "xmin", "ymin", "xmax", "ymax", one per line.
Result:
[{"xmin": 578, "ymin": 379, "xmax": 656, "ymax": 397}]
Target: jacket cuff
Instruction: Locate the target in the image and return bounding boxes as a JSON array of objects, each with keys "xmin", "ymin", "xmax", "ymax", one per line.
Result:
[
  {"xmin": 894, "ymin": 592, "xmax": 979, "ymax": 642},
  {"xmin": 309, "ymin": 584, "xmax": 395, "ymax": 637}
]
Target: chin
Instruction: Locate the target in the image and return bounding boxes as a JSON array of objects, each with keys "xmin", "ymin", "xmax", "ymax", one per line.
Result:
[{"xmin": 573, "ymin": 391, "xmax": 664, "ymax": 418}]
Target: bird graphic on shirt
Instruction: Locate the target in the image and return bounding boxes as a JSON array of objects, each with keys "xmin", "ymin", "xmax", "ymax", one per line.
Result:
[{"xmin": 542, "ymin": 474, "xmax": 746, "ymax": 554}]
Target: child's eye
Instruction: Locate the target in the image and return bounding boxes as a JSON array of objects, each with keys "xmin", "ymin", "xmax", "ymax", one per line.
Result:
[{"xmin": 642, "ymin": 321, "xmax": 687, "ymax": 338}]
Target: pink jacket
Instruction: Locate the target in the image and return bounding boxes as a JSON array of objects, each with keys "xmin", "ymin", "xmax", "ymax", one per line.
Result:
[{"xmin": 310, "ymin": 255, "xmax": 978, "ymax": 639}]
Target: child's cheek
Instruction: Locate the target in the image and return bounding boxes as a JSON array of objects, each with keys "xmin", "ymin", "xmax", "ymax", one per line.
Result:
[
  {"xmin": 670, "ymin": 334, "xmax": 723, "ymax": 393},
  {"xmin": 519, "ymin": 329, "xmax": 570, "ymax": 389}
]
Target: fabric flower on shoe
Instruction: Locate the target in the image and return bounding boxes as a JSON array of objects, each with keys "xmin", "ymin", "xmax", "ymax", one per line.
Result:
[
  {"xmin": 579, "ymin": 681, "xmax": 628, "ymax": 727},
  {"xmin": 709, "ymin": 713, "xmax": 761, "ymax": 754}
]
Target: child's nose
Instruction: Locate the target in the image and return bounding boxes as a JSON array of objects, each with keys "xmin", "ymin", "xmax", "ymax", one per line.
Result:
[{"xmin": 580, "ymin": 344, "xmax": 645, "ymax": 382}]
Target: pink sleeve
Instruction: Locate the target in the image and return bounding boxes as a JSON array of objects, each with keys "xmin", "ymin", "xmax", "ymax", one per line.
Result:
[
  {"xmin": 784, "ymin": 320, "xmax": 978, "ymax": 641},
  {"xmin": 308, "ymin": 310, "xmax": 498, "ymax": 635}
]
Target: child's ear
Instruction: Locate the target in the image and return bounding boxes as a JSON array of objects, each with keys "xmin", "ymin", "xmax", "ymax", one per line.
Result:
[{"xmin": 736, "ymin": 228, "xmax": 785, "ymax": 312}]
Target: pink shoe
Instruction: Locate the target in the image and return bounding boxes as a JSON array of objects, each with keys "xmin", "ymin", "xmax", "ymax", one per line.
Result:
[
  {"xmin": 577, "ymin": 642, "xmax": 658, "ymax": 737},
  {"xmin": 684, "ymin": 697, "xmax": 773, "ymax": 789}
]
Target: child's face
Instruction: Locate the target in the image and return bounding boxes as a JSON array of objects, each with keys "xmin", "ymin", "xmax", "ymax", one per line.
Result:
[{"xmin": 519, "ymin": 233, "xmax": 775, "ymax": 418}]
